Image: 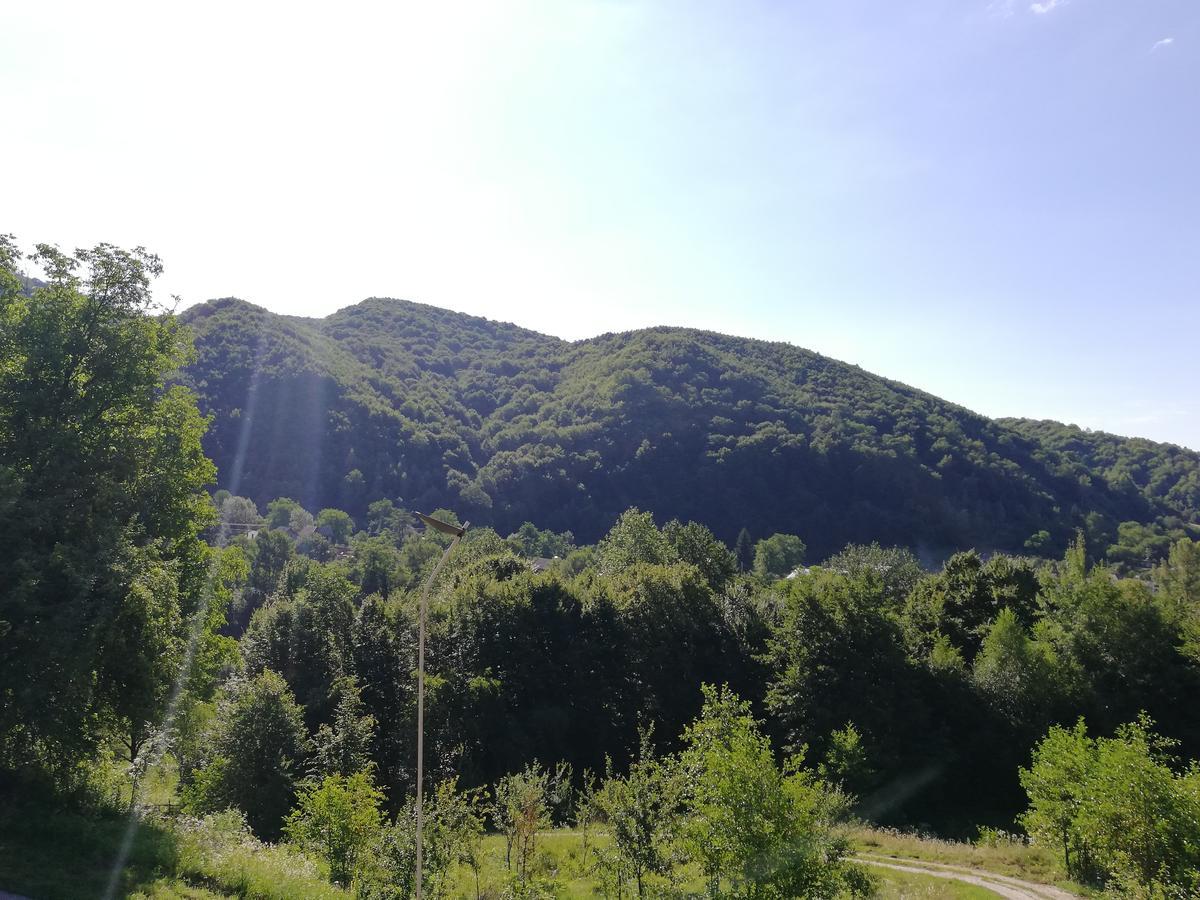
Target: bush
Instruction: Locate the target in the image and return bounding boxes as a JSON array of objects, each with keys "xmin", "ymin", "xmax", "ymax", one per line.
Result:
[
  {"xmin": 173, "ymin": 810, "xmax": 347, "ymax": 899},
  {"xmin": 284, "ymin": 771, "xmax": 383, "ymax": 885}
]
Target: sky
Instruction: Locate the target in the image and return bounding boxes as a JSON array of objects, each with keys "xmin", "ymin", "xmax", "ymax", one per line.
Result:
[{"xmin": 4, "ymin": 0, "xmax": 1198, "ymax": 449}]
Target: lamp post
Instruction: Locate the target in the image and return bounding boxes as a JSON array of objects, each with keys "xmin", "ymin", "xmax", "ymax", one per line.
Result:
[{"xmin": 413, "ymin": 512, "xmax": 468, "ymax": 900}]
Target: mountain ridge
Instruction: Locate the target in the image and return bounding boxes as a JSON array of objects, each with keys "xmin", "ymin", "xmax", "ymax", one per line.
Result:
[{"xmin": 178, "ymin": 296, "xmax": 1200, "ymax": 562}]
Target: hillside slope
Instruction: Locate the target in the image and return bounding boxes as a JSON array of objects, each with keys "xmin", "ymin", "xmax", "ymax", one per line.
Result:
[{"xmin": 178, "ymin": 297, "xmax": 1200, "ymax": 559}]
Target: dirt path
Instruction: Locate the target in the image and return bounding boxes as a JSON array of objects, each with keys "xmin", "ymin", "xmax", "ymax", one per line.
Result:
[{"xmin": 855, "ymin": 854, "xmax": 1079, "ymax": 900}]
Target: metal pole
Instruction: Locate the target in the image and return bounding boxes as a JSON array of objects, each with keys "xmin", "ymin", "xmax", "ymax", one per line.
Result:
[{"xmin": 415, "ymin": 526, "xmax": 465, "ymax": 900}]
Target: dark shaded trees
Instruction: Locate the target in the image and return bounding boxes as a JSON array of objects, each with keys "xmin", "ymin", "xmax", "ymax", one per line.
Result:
[{"xmin": 184, "ymin": 670, "xmax": 310, "ymax": 839}]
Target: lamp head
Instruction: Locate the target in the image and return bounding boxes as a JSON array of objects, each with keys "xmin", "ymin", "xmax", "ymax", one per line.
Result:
[{"xmin": 416, "ymin": 512, "xmax": 468, "ymax": 538}]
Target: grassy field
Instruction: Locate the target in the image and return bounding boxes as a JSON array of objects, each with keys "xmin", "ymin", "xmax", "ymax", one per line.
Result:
[
  {"xmin": 1, "ymin": 802, "xmax": 1077, "ymax": 900},
  {"xmin": 850, "ymin": 825, "xmax": 1075, "ymax": 888},
  {"xmin": 868, "ymin": 868, "xmax": 1001, "ymax": 899},
  {"xmin": 438, "ymin": 831, "xmax": 1009, "ymax": 899},
  {"xmin": 0, "ymin": 799, "xmax": 349, "ymax": 900}
]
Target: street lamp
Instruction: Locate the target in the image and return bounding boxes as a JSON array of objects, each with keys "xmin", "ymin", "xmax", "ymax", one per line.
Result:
[{"xmin": 413, "ymin": 512, "xmax": 468, "ymax": 900}]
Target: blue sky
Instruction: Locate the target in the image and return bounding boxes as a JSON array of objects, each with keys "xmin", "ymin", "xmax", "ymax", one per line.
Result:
[{"xmin": 4, "ymin": 1, "xmax": 1197, "ymax": 448}]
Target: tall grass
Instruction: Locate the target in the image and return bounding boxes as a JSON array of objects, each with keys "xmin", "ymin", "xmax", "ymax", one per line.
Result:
[{"xmin": 170, "ymin": 810, "xmax": 349, "ymax": 900}]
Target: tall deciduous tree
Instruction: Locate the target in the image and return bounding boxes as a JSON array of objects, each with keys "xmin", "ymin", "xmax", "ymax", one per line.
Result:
[
  {"xmin": 0, "ymin": 237, "xmax": 215, "ymax": 779},
  {"xmin": 183, "ymin": 670, "xmax": 310, "ymax": 839},
  {"xmin": 753, "ymin": 533, "xmax": 806, "ymax": 579}
]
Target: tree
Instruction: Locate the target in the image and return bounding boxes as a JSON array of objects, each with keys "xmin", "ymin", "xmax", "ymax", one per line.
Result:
[
  {"xmin": 317, "ymin": 508, "xmax": 355, "ymax": 544},
  {"xmin": 818, "ymin": 723, "xmax": 877, "ymax": 797},
  {"xmin": 821, "ymin": 543, "xmax": 924, "ymax": 611},
  {"xmin": 680, "ymin": 684, "xmax": 871, "ymax": 899},
  {"xmin": 216, "ymin": 494, "xmax": 262, "ymax": 544},
  {"xmin": 1078, "ymin": 717, "xmax": 1200, "ymax": 893},
  {"xmin": 506, "ymin": 521, "xmax": 575, "ymax": 559},
  {"xmin": 1155, "ymin": 537, "xmax": 1200, "ymax": 663},
  {"xmin": 753, "ymin": 533, "xmax": 806, "ymax": 579},
  {"xmin": 1018, "ymin": 719, "xmax": 1095, "ymax": 881},
  {"xmin": 285, "ymin": 770, "xmax": 384, "ymax": 885},
  {"xmin": 311, "ymin": 677, "xmax": 378, "ymax": 779},
  {"xmin": 1038, "ymin": 544, "xmax": 1199, "ymax": 741},
  {"xmin": 493, "ymin": 763, "xmax": 552, "ymax": 882},
  {"xmin": 764, "ymin": 569, "xmax": 924, "ymax": 766},
  {"xmin": 242, "ymin": 564, "xmax": 357, "ymax": 721},
  {"xmin": 238, "ymin": 528, "xmax": 294, "ymax": 626},
  {"xmin": 663, "ymin": 519, "xmax": 738, "ymax": 591},
  {"xmin": 597, "ymin": 508, "xmax": 673, "ymax": 574},
  {"xmin": 183, "ymin": 670, "xmax": 310, "ymax": 839},
  {"xmin": 971, "ymin": 608, "xmax": 1067, "ymax": 735},
  {"xmin": 359, "ymin": 778, "xmax": 484, "ymax": 900},
  {"xmin": 354, "ymin": 535, "xmax": 405, "ymax": 600},
  {"xmin": 609, "ymin": 563, "xmax": 736, "ymax": 747},
  {"xmin": 592, "ymin": 727, "xmax": 684, "ymax": 898},
  {"xmin": 1021, "ymin": 715, "xmax": 1200, "ymax": 892},
  {"xmin": 734, "ymin": 528, "xmax": 754, "ymax": 573},
  {"xmin": 266, "ymin": 497, "xmax": 304, "ymax": 530},
  {"xmin": 0, "ymin": 237, "xmax": 216, "ymax": 781},
  {"xmin": 903, "ymin": 550, "xmax": 1039, "ymax": 663}
]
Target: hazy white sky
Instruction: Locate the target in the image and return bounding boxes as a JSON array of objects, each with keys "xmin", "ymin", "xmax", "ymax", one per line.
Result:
[{"xmin": 4, "ymin": 1, "xmax": 1198, "ymax": 448}]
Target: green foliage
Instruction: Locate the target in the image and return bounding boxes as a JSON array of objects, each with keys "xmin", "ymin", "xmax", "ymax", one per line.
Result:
[
  {"xmin": 969, "ymin": 609, "xmax": 1065, "ymax": 734},
  {"xmin": 592, "ymin": 727, "xmax": 685, "ymax": 898},
  {"xmin": 365, "ymin": 498, "xmax": 413, "ymax": 541},
  {"xmin": 180, "ymin": 297, "xmax": 1200, "ymax": 565},
  {"xmin": 493, "ymin": 763, "xmax": 553, "ymax": 881},
  {"xmin": 266, "ymin": 497, "xmax": 304, "ymax": 530},
  {"xmin": 765, "ymin": 569, "xmax": 925, "ymax": 767},
  {"xmin": 903, "ymin": 551, "xmax": 1040, "ymax": 663},
  {"xmin": 1003, "ymin": 418, "xmax": 1200, "ymax": 565},
  {"xmin": 597, "ymin": 508, "xmax": 673, "ymax": 574},
  {"xmin": 241, "ymin": 563, "xmax": 357, "ymax": 722},
  {"xmin": 0, "ymin": 237, "xmax": 215, "ymax": 782},
  {"xmin": 1036, "ymin": 544, "xmax": 1200, "ymax": 741},
  {"xmin": 506, "ymin": 521, "xmax": 576, "ymax": 559},
  {"xmin": 970, "ymin": 609, "xmax": 1066, "ymax": 734},
  {"xmin": 753, "ymin": 532, "xmax": 807, "ymax": 578},
  {"xmin": 174, "ymin": 809, "xmax": 348, "ymax": 899},
  {"xmin": 821, "ymin": 542, "xmax": 924, "ymax": 610},
  {"xmin": 183, "ymin": 671, "xmax": 310, "ymax": 839},
  {"xmin": 0, "ymin": 795, "xmax": 181, "ymax": 900},
  {"xmin": 356, "ymin": 778, "xmax": 486, "ymax": 900},
  {"xmin": 238, "ymin": 529, "xmax": 295, "ymax": 625},
  {"xmin": 818, "ymin": 723, "xmax": 877, "ymax": 795},
  {"xmin": 218, "ymin": 494, "xmax": 263, "ymax": 533},
  {"xmin": 284, "ymin": 771, "xmax": 384, "ymax": 885},
  {"xmin": 311, "ymin": 677, "xmax": 378, "ymax": 779},
  {"xmin": 1020, "ymin": 715, "xmax": 1200, "ymax": 894},
  {"xmin": 1155, "ymin": 537, "xmax": 1200, "ymax": 663},
  {"xmin": 680, "ymin": 684, "xmax": 872, "ymax": 899},
  {"xmin": 316, "ymin": 508, "xmax": 355, "ymax": 544},
  {"xmin": 734, "ymin": 527, "xmax": 754, "ymax": 572},
  {"xmin": 664, "ymin": 518, "xmax": 738, "ymax": 590}
]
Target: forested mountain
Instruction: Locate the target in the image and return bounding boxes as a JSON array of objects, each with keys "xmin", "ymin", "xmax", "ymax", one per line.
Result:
[{"xmin": 179, "ymin": 297, "xmax": 1200, "ymax": 561}]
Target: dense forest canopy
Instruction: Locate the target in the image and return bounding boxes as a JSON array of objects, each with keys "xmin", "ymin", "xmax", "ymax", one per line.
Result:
[{"xmin": 179, "ymin": 297, "xmax": 1200, "ymax": 564}]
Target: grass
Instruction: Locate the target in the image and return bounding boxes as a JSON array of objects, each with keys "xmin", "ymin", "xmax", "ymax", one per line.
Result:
[
  {"xmin": 850, "ymin": 825, "xmax": 1090, "ymax": 894},
  {"xmin": 0, "ymin": 799, "xmax": 179, "ymax": 899},
  {"xmin": 0, "ymin": 812, "xmax": 1070, "ymax": 900},
  {"xmin": 0, "ymin": 766, "xmax": 1078, "ymax": 900},
  {"xmin": 444, "ymin": 829, "xmax": 676, "ymax": 899},
  {"xmin": 0, "ymin": 800, "xmax": 348, "ymax": 900},
  {"xmin": 870, "ymin": 867, "xmax": 1002, "ymax": 899},
  {"xmin": 442, "ymin": 829, "xmax": 1052, "ymax": 899}
]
